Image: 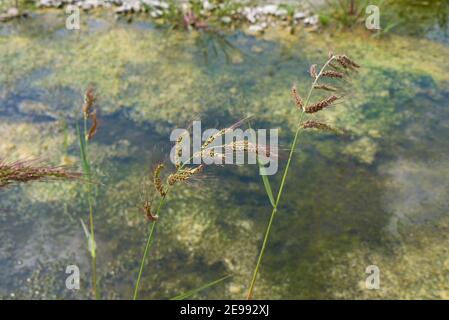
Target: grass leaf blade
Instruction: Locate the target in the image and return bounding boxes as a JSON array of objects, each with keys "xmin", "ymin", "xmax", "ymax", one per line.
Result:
[
  {"xmin": 170, "ymin": 275, "xmax": 231, "ymax": 300},
  {"xmin": 80, "ymin": 218, "xmax": 96, "ymax": 257},
  {"xmin": 76, "ymin": 122, "xmax": 90, "ymax": 176},
  {"xmin": 259, "ymin": 167, "xmax": 275, "ymax": 208},
  {"xmin": 247, "ymin": 120, "xmax": 276, "ymax": 208}
]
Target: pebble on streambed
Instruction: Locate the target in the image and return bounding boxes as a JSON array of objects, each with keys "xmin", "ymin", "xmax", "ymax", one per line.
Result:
[
  {"xmin": 0, "ymin": 7, "xmax": 28, "ymax": 22},
  {"xmin": 4, "ymin": 1, "xmax": 319, "ymax": 33}
]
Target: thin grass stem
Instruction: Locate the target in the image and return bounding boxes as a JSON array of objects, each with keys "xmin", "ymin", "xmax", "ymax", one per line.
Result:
[
  {"xmin": 132, "ymin": 195, "xmax": 167, "ymax": 300},
  {"xmin": 77, "ymin": 115, "xmax": 98, "ymax": 299},
  {"xmin": 246, "ymin": 56, "xmax": 336, "ymax": 299}
]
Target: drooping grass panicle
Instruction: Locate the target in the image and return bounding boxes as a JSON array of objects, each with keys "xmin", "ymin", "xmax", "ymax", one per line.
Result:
[
  {"xmin": 0, "ymin": 158, "xmax": 81, "ymax": 188},
  {"xmin": 301, "ymin": 120, "xmax": 339, "ymax": 133}
]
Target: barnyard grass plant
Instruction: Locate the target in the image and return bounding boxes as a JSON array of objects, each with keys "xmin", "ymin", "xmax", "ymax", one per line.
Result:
[
  {"xmin": 132, "ymin": 119, "xmax": 270, "ymax": 299},
  {"xmin": 76, "ymin": 86, "xmax": 100, "ymax": 299},
  {"xmin": 246, "ymin": 52, "xmax": 360, "ymax": 299}
]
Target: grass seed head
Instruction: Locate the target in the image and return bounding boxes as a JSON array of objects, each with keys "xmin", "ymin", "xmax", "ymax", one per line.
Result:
[
  {"xmin": 335, "ymin": 55, "xmax": 360, "ymax": 69},
  {"xmin": 225, "ymin": 140, "xmax": 260, "ymax": 154},
  {"xmin": 175, "ymin": 134, "xmax": 185, "ymax": 169},
  {"xmin": 167, "ymin": 164, "xmax": 205, "ymax": 186},
  {"xmin": 314, "ymin": 84, "xmax": 338, "ymax": 92},
  {"xmin": 305, "ymin": 95, "xmax": 339, "ymax": 113},
  {"xmin": 82, "ymin": 86, "xmax": 96, "ymax": 118},
  {"xmin": 201, "ymin": 118, "xmax": 248, "ymax": 150},
  {"xmin": 202, "ymin": 128, "xmax": 226, "ymax": 150},
  {"xmin": 153, "ymin": 163, "xmax": 166, "ymax": 197},
  {"xmin": 321, "ymin": 70, "xmax": 344, "ymax": 79},
  {"xmin": 291, "ymin": 84, "xmax": 304, "ymax": 110},
  {"xmin": 301, "ymin": 120, "xmax": 338, "ymax": 133},
  {"xmin": 0, "ymin": 159, "xmax": 81, "ymax": 188}
]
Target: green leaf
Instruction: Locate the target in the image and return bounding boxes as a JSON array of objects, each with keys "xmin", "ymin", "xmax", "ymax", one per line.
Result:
[
  {"xmin": 80, "ymin": 218, "xmax": 96, "ymax": 257},
  {"xmin": 76, "ymin": 122, "xmax": 91, "ymax": 176},
  {"xmin": 259, "ymin": 167, "xmax": 276, "ymax": 208},
  {"xmin": 247, "ymin": 120, "xmax": 276, "ymax": 208},
  {"xmin": 170, "ymin": 275, "xmax": 231, "ymax": 300}
]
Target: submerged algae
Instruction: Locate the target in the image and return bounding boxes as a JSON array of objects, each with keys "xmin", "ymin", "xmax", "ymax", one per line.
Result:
[
  {"xmin": 1, "ymin": 12, "xmax": 449, "ymax": 299},
  {"xmin": 324, "ymin": 215, "xmax": 449, "ymax": 299},
  {"xmin": 1, "ymin": 15, "xmax": 448, "ymax": 133}
]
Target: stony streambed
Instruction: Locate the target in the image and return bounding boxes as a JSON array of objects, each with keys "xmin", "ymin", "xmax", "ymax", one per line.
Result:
[{"xmin": 2, "ymin": 0, "xmax": 319, "ymax": 33}]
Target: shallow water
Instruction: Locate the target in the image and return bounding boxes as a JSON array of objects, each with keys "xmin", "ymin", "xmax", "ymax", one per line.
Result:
[{"xmin": 1, "ymin": 7, "xmax": 449, "ymax": 299}]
